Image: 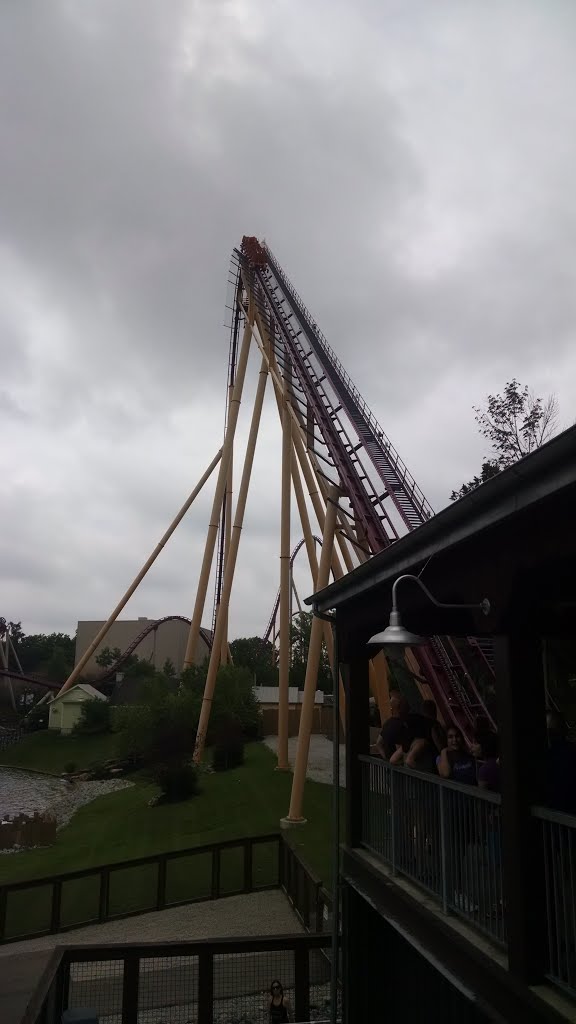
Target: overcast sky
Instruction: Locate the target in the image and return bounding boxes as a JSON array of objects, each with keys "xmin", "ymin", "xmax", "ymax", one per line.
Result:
[{"xmin": 3, "ymin": 0, "xmax": 576, "ymax": 642}]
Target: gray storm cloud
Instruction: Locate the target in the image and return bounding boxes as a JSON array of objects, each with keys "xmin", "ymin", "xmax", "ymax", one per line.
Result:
[{"xmin": 2, "ymin": 0, "xmax": 576, "ymax": 637}]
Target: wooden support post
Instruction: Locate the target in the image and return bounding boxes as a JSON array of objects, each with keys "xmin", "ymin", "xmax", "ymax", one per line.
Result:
[
  {"xmin": 494, "ymin": 632, "xmax": 548, "ymax": 983},
  {"xmin": 291, "ymin": 443, "xmax": 347, "ymax": 730},
  {"xmin": 277, "ymin": 398, "xmax": 292, "ymax": 770},
  {"xmin": 184, "ymin": 301, "xmax": 254, "ymax": 668},
  {"xmin": 282, "ymin": 486, "xmax": 340, "ymax": 825},
  {"xmin": 58, "ymin": 448, "xmax": 223, "ymax": 696},
  {"xmin": 193, "ymin": 355, "xmax": 268, "ymax": 763},
  {"xmin": 254, "ymin": 311, "xmax": 350, "ymax": 728},
  {"xmin": 220, "ymin": 382, "xmax": 235, "ymax": 665},
  {"xmin": 345, "ymin": 655, "xmax": 370, "ymax": 846}
]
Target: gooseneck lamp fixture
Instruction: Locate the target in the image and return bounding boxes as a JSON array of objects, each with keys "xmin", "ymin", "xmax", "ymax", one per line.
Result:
[{"xmin": 368, "ymin": 573, "xmax": 491, "ymax": 648}]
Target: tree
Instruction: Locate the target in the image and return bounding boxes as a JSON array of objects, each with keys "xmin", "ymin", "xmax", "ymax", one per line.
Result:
[
  {"xmin": 73, "ymin": 697, "xmax": 112, "ymax": 735},
  {"xmin": 181, "ymin": 661, "xmax": 262, "ymax": 740},
  {"xmin": 95, "ymin": 646, "xmax": 122, "ymax": 669},
  {"xmin": 289, "ymin": 612, "xmax": 333, "ymax": 692},
  {"xmin": 229, "ymin": 636, "xmax": 278, "ymax": 686},
  {"xmin": 11, "ymin": 631, "xmax": 75, "ymax": 677},
  {"xmin": 162, "ymin": 657, "xmax": 177, "ymax": 680},
  {"xmin": 114, "ymin": 679, "xmax": 200, "ymax": 765},
  {"xmin": 452, "ymin": 380, "xmax": 558, "ymax": 501}
]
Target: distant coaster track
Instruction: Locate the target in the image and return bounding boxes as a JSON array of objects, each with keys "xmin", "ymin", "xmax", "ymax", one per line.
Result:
[{"xmin": 0, "ymin": 616, "xmax": 213, "ymax": 693}]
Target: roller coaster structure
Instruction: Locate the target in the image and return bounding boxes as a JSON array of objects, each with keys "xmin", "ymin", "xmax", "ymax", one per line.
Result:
[
  {"xmin": 0, "ymin": 617, "xmax": 213, "ymax": 693},
  {"xmin": 12, "ymin": 235, "xmax": 495, "ymax": 824}
]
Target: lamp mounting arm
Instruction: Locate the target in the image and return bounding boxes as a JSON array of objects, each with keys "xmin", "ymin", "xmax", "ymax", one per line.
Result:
[{"xmin": 391, "ymin": 574, "xmax": 490, "ymax": 617}]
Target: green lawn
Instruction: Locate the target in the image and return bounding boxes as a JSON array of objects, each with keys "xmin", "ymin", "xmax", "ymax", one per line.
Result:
[
  {"xmin": 0, "ymin": 730, "xmax": 119, "ymax": 775},
  {"xmin": 0, "ymin": 738, "xmax": 338, "ymax": 940}
]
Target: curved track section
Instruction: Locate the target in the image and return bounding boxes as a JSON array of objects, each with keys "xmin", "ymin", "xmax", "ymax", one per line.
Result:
[
  {"xmin": 0, "ymin": 616, "xmax": 212, "ymax": 693},
  {"xmin": 238, "ymin": 237, "xmax": 495, "ymax": 734},
  {"xmin": 263, "ymin": 535, "xmax": 323, "ymax": 644}
]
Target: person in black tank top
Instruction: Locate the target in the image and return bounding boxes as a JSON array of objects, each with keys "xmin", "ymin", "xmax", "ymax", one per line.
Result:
[{"xmin": 269, "ymin": 980, "xmax": 290, "ymax": 1022}]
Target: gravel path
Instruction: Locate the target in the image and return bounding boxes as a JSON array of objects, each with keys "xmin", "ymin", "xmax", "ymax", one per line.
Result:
[
  {"xmin": 264, "ymin": 735, "xmax": 345, "ymax": 786},
  {"xmin": 0, "ymin": 890, "xmax": 303, "ymax": 957}
]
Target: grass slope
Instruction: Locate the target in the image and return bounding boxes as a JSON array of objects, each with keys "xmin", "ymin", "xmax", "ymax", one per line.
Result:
[
  {"xmin": 0, "ymin": 730, "xmax": 118, "ymax": 774},
  {"xmin": 0, "ymin": 739, "xmax": 337, "ymax": 940}
]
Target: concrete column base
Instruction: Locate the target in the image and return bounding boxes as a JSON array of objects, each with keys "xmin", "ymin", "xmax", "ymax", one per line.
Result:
[
  {"xmin": 280, "ymin": 816, "xmax": 307, "ymax": 829},
  {"xmin": 274, "ymin": 765, "xmax": 291, "ymax": 772}
]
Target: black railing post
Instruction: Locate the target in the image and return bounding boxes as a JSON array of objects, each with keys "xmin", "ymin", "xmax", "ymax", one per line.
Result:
[
  {"xmin": 211, "ymin": 847, "xmax": 221, "ymax": 899},
  {"xmin": 198, "ymin": 950, "xmax": 213, "ymax": 1024},
  {"xmin": 53, "ymin": 954, "xmax": 70, "ymax": 1019},
  {"xmin": 302, "ymin": 872, "xmax": 310, "ymax": 929},
  {"xmin": 390, "ymin": 766, "xmax": 397, "ymax": 875},
  {"xmin": 313, "ymin": 884, "xmax": 323, "ymax": 933},
  {"xmin": 439, "ymin": 784, "xmax": 448, "ymax": 914},
  {"xmin": 494, "ymin": 633, "xmax": 548, "ymax": 983},
  {"xmin": 345, "ymin": 657, "xmax": 369, "ymax": 847},
  {"xmin": 121, "ymin": 955, "xmax": 140, "ymax": 1024},
  {"xmin": 99, "ymin": 868, "xmax": 110, "ymax": 921},
  {"xmin": 294, "ymin": 942, "xmax": 310, "ymax": 1022},
  {"xmin": 278, "ymin": 835, "xmax": 285, "ymax": 888},
  {"xmin": 50, "ymin": 881, "xmax": 62, "ymax": 933},
  {"xmin": 0, "ymin": 886, "xmax": 6, "ymax": 942},
  {"xmin": 243, "ymin": 839, "xmax": 253, "ymax": 893},
  {"xmin": 156, "ymin": 856, "xmax": 167, "ymax": 910}
]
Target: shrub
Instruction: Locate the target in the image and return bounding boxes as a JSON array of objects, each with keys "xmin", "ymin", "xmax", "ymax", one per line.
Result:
[
  {"xmin": 63, "ymin": 761, "xmax": 77, "ymax": 775},
  {"xmin": 73, "ymin": 697, "xmax": 111, "ymax": 735},
  {"xmin": 114, "ymin": 682, "xmax": 200, "ymax": 766},
  {"xmin": 212, "ymin": 715, "xmax": 245, "ymax": 772},
  {"xmin": 153, "ymin": 762, "xmax": 199, "ymax": 802},
  {"xmin": 24, "ymin": 706, "xmax": 49, "ymax": 731},
  {"xmin": 182, "ymin": 663, "xmax": 263, "ymax": 743}
]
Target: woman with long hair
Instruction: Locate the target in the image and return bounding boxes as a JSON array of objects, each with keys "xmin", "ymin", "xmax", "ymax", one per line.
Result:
[{"xmin": 268, "ymin": 980, "xmax": 290, "ymax": 1023}]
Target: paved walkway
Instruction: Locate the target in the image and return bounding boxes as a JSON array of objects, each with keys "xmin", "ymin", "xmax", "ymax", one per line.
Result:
[
  {"xmin": 264, "ymin": 734, "xmax": 346, "ymax": 786},
  {"xmin": 1, "ymin": 891, "xmax": 302, "ymax": 1024}
]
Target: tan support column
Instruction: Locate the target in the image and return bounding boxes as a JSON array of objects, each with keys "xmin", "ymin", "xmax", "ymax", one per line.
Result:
[
  {"xmin": 193, "ymin": 355, "xmax": 269, "ymax": 763},
  {"xmin": 184, "ymin": 302, "xmax": 254, "ymax": 668},
  {"xmin": 219, "ymin": 382, "xmax": 235, "ymax": 665},
  {"xmin": 277, "ymin": 398, "xmax": 292, "ymax": 770},
  {"xmin": 0, "ymin": 636, "xmax": 16, "ymax": 712},
  {"xmin": 58, "ymin": 448, "xmax": 223, "ymax": 696},
  {"xmin": 282, "ymin": 485, "xmax": 339, "ymax": 826}
]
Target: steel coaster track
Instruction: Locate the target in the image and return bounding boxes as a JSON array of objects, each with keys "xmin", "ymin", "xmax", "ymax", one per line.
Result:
[
  {"xmin": 262, "ymin": 535, "xmax": 323, "ymax": 644},
  {"xmin": 235, "ymin": 238, "xmax": 495, "ymax": 733},
  {"xmin": 1, "ymin": 617, "xmax": 214, "ymax": 692}
]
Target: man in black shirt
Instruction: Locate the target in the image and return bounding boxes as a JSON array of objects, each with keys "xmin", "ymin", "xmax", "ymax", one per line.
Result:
[{"xmin": 374, "ymin": 691, "xmax": 410, "ymax": 760}]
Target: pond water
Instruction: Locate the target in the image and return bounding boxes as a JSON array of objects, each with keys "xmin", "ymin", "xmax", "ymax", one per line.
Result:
[{"xmin": 0, "ymin": 767, "xmax": 68, "ymax": 820}]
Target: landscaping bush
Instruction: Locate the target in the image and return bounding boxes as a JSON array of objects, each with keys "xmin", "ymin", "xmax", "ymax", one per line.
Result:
[
  {"xmin": 63, "ymin": 761, "xmax": 77, "ymax": 775},
  {"xmin": 114, "ymin": 682, "xmax": 200, "ymax": 766},
  {"xmin": 212, "ymin": 715, "xmax": 245, "ymax": 772},
  {"xmin": 73, "ymin": 698, "xmax": 111, "ymax": 735},
  {"xmin": 24, "ymin": 706, "xmax": 49, "ymax": 731},
  {"xmin": 182, "ymin": 663, "xmax": 262, "ymax": 742},
  {"xmin": 153, "ymin": 762, "xmax": 199, "ymax": 802}
]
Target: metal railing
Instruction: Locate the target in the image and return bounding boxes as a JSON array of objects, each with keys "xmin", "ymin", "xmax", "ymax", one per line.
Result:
[
  {"xmin": 0, "ymin": 833, "xmax": 281, "ymax": 944},
  {"xmin": 360, "ymin": 756, "xmax": 505, "ymax": 945},
  {"xmin": 533, "ymin": 805, "xmax": 576, "ymax": 997},
  {"xmin": 281, "ymin": 837, "xmax": 333, "ymax": 933},
  {"xmin": 22, "ymin": 932, "xmax": 336, "ymax": 1024}
]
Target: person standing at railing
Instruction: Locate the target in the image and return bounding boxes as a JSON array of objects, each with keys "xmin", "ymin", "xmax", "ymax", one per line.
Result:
[
  {"xmin": 471, "ymin": 730, "xmax": 500, "ymax": 792},
  {"xmin": 546, "ymin": 710, "xmax": 576, "ymax": 813},
  {"xmin": 437, "ymin": 728, "xmax": 477, "ymax": 786},
  {"xmin": 372, "ymin": 690, "xmax": 411, "ymax": 760}
]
